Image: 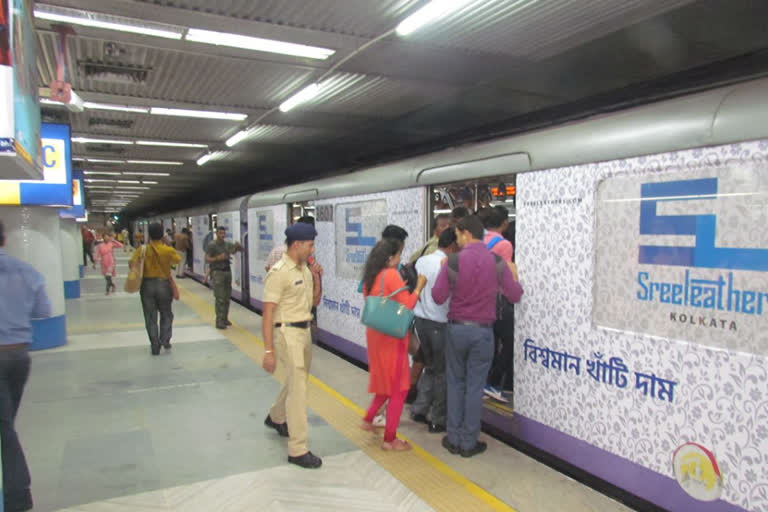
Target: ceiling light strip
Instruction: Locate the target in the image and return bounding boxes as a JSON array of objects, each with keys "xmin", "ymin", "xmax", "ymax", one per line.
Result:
[
  {"xmin": 34, "ymin": 5, "xmax": 184, "ymax": 40},
  {"xmin": 184, "ymin": 28, "xmax": 335, "ymax": 60}
]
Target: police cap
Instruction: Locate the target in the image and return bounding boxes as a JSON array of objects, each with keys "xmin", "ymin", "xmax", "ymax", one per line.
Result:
[{"xmin": 286, "ymin": 222, "xmax": 317, "ymax": 241}]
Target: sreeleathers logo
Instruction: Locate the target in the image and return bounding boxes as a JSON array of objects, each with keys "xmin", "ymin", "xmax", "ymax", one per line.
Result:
[{"xmin": 636, "ymin": 178, "xmax": 768, "ymax": 317}]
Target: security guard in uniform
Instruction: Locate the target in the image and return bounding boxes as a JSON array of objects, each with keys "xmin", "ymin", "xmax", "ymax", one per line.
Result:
[
  {"xmin": 262, "ymin": 223, "xmax": 323, "ymax": 469},
  {"xmin": 205, "ymin": 226, "xmax": 242, "ymax": 329}
]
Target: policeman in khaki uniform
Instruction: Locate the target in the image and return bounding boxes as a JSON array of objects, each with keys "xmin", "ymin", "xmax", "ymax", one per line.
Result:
[
  {"xmin": 205, "ymin": 226, "xmax": 242, "ymax": 329},
  {"xmin": 262, "ymin": 223, "xmax": 323, "ymax": 469}
]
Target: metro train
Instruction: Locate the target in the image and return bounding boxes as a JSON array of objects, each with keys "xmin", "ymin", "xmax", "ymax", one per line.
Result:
[{"xmin": 137, "ymin": 76, "xmax": 768, "ymax": 512}]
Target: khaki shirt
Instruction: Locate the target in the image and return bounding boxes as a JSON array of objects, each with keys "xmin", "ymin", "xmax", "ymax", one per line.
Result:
[
  {"xmin": 263, "ymin": 254, "xmax": 313, "ymax": 323},
  {"xmin": 174, "ymin": 232, "xmax": 190, "ymax": 252},
  {"xmin": 409, "ymin": 236, "xmax": 439, "ymax": 263}
]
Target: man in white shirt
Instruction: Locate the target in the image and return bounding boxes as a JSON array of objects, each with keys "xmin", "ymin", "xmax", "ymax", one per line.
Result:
[{"xmin": 410, "ymin": 228, "xmax": 459, "ymax": 433}]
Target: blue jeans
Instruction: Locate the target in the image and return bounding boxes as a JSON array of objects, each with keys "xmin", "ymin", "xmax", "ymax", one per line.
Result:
[
  {"xmin": 0, "ymin": 346, "xmax": 32, "ymax": 510},
  {"xmin": 445, "ymin": 323, "xmax": 494, "ymax": 451}
]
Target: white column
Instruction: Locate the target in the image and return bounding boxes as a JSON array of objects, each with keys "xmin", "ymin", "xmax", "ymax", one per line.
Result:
[
  {"xmin": 0, "ymin": 206, "xmax": 67, "ymax": 350},
  {"xmin": 59, "ymin": 218, "xmax": 81, "ymax": 299}
]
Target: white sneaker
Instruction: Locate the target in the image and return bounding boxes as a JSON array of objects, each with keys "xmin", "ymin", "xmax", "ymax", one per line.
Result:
[
  {"xmin": 483, "ymin": 386, "xmax": 510, "ymax": 403},
  {"xmin": 372, "ymin": 414, "xmax": 386, "ymax": 427}
]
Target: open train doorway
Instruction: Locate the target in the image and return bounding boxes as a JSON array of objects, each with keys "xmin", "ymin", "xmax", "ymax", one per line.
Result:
[{"xmin": 427, "ymin": 176, "xmax": 517, "ymax": 414}]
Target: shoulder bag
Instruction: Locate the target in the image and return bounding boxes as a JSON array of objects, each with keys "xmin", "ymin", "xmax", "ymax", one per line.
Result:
[
  {"xmin": 124, "ymin": 245, "xmax": 147, "ymax": 293},
  {"xmin": 361, "ymin": 271, "xmax": 414, "ymax": 339}
]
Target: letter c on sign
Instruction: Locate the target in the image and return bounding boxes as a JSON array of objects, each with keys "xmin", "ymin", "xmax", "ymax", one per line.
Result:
[{"xmin": 43, "ymin": 144, "xmax": 57, "ymax": 168}]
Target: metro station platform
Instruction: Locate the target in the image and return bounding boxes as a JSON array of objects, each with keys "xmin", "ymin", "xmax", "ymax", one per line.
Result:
[{"xmin": 20, "ymin": 252, "xmax": 631, "ymax": 512}]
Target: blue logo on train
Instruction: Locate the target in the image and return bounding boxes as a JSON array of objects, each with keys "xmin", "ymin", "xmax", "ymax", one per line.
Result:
[{"xmin": 638, "ymin": 178, "xmax": 768, "ymax": 271}]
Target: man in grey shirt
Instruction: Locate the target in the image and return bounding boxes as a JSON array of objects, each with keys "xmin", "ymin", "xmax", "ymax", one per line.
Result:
[{"xmin": 0, "ymin": 220, "xmax": 52, "ymax": 512}]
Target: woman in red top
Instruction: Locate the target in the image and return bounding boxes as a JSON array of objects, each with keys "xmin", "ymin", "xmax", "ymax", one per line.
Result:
[{"xmin": 360, "ymin": 239, "xmax": 426, "ymax": 451}]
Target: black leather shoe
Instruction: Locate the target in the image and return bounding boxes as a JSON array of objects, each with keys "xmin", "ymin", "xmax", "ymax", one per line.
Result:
[
  {"xmin": 411, "ymin": 413, "xmax": 429, "ymax": 425},
  {"xmin": 288, "ymin": 451, "xmax": 322, "ymax": 469},
  {"xmin": 428, "ymin": 423, "xmax": 446, "ymax": 433},
  {"xmin": 405, "ymin": 386, "xmax": 418, "ymax": 404},
  {"xmin": 151, "ymin": 345, "xmax": 160, "ymax": 356},
  {"xmin": 225, "ymin": 320, "xmax": 233, "ymax": 326},
  {"xmin": 216, "ymin": 324, "xmax": 227, "ymax": 330},
  {"xmin": 461, "ymin": 441, "xmax": 488, "ymax": 458},
  {"xmin": 264, "ymin": 415, "xmax": 289, "ymax": 437},
  {"xmin": 441, "ymin": 436, "xmax": 460, "ymax": 455},
  {"xmin": 163, "ymin": 343, "xmax": 172, "ymax": 350}
]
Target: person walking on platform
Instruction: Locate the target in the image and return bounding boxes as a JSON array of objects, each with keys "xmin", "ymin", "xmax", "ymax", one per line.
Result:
[
  {"xmin": 94, "ymin": 232, "xmax": 123, "ymax": 295},
  {"xmin": 81, "ymin": 225, "xmax": 95, "ymax": 268},
  {"xmin": 360, "ymin": 239, "xmax": 427, "ymax": 452},
  {"xmin": 262, "ymin": 223, "xmax": 323, "ymax": 469},
  {"xmin": 0, "ymin": 220, "xmax": 52, "ymax": 512},
  {"xmin": 130, "ymin": 223, "xmax": 181, "ymax": 355},
  {"xmin": 121, "ymin": 228, "xmax": 130, "ymax": 252},
  {"xmin": 205, "ymin": 226, "xmax": 242, "ymax": 329},
  {"xmin": 410, "ymin": 228, "xmax": 459, "ymax": 434},
  {"xmin": 174, "ymin": 228, "xmax": 191, "ymax": 278},
  {"xmin": 432, "ymin": 216, "xmax": 523, "ymax": 458}
]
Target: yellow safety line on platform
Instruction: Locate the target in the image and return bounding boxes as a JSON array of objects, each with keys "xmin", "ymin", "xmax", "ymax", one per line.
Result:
[{"xmin": 176, "ymin": 282, "xmax": 515, "ymax": 512}]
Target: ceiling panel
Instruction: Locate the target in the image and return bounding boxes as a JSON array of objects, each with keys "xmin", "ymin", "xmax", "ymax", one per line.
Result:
[
  {"xmin": 399, "ymin": 0, "xmax": 696, "ymax": 60},
  {"xmin": 135, "ymin": 0, "xmax": 425, "ymax": 38}
]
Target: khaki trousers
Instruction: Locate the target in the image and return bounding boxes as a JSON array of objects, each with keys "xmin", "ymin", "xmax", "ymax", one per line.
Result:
[{"xmin": 269, "ymin": 326, "xmax": 312, "ymax": 456}]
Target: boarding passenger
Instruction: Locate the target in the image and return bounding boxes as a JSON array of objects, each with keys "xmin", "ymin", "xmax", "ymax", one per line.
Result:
[
  {"xmin": 262, "ymin": 222, "xmax": 323, "ymax": 468},
  {"xmin": 0, "ymin": 220, "xmax": 51, "ymax": 512},
  {"xmin": 131, "ymin": 222, "xmax": 181, "ymax": 355},
  {"xmin": 360, "ymin": 239, "xmax": 427, "ymax": 451},
  {"xmin": 174, "ymin": 228, "xmax": 191, "ymax": 278},
  {"xmin": 432, "ymin": 216, "xmax": 523, "ymax": 457},
  {"xmin": 409, "ymin": 213, "xmax": 452, "ymax": 263},
  {"xmin": 121, "ymin": 228, "xmax": 130, "ymax": 252},
  {"xmin": 451, "ymin": 206, "xmax": 469, "ymax": 224},
  {"xmin": 483, "ymin": 206, "xmax": 516, "ymax": 402},
  {"xmin": 410, "ymin": 228, "xmax": 459, "ymax": 433},
  {"xmin": 94, "ymin": 232, "xmax": 123, "ymax": 295},
  {"xmin": 206, "ymin": 226, "xmax": 243, "ymax": 329}
]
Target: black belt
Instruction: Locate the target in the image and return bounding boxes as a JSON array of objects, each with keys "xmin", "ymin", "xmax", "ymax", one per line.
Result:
[
  {"xmin": 274, "ymin": 322, "xmax": 310, "ymax": 329},
  {"xmin": 449, "ymin": 320, "xmax": 493, "ymax": 328}
]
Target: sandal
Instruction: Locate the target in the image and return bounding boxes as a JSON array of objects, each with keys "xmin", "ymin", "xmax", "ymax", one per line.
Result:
[
  {"xmin": 381, "ymin": 439, "xmax": 411, "ymax": 452},
  {"xmin": 360, "ymin": 421, "xmax": 378, "ymax": 432}
]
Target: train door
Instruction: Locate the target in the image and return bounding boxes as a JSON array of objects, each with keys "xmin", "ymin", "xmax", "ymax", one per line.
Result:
[{"xmin": 427, "ymin": 176, "xmax": 517, "ymax": 409}]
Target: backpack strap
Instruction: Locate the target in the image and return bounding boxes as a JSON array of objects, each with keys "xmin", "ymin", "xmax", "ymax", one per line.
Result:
[
  {"xmin": 447, "ymin": 253, "xmax": 460, "ymax": 289},
  {"xmin": 492, "ymin": 254, "xmax": 506, "ymax": 288},
  {"xmin": 486, "ymin": 235, "xmax": 504, "ymax": 250}
]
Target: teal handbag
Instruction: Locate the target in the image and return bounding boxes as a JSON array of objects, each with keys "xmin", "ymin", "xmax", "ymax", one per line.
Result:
[{"xmin": 361, "ymin": 272, "xmax": 414, "ymax": 338}]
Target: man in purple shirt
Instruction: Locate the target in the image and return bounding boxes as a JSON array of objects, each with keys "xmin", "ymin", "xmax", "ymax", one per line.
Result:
[{"xmin": 432, "ymin": 215, "xmax": 523, "ymax": 457}]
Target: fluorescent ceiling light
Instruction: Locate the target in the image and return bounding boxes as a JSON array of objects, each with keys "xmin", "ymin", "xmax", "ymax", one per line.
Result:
[
  {"xmin": 126, "ymin": 160, "xmax": 184, "ymax": 166},
  {"xmin": 85, "ymin": 178, "xmax": 117, "ymax": 183},
  {"xmin": 396, "ymin": 0, "xmax": 475, "ymax": 36},
  {"xmin": 72, "ymin": 137, "xmax": 133, "ymax": 145},
  {"xmin": 279, "ymin": 83, "xmax": 320, "ymax": 113},
  {"xmin": 73, "ymin": 157, "xmax": 86, "ymax": 161},
  {"xmin": 136, "ymin": 140, "xmax": 208, "ymax": 148},
  {"xmin": 117, "ymin": 180, "xmax": 141, "ymax": 184},
  {"xmin": 34, "ymin": 5, "xmax": 184, "ymax": 40},
  {"xmin": 115, "ymin": 186, "xmax": 150, "ymax": 190},
  {"xmin": 40, "ymin": 98, "xmax": 65, "ymax": 106},
  {"xmin": 84, "ymin": 185, "xmax": 114, "ymax": 189},
  {"xmin": 150, "ymin": 107, "xmax": 247, "ymax": 121},
  {"xmin": 197, "ymin": 154, "xmax": 214, "ymax": 166},
  {"xmin": 225, "ymin": 130, "xmax": 249, "ymax": 148},
  {"xmin": 122, "ymin": 172, "xmax": 171, "ymax": 176},
  {"xmin": 185, "ymin": 28, "xmax": 335, "ymax": 60},
  {"xmin": 85, "ymin": 158, "xmax": 124, "ymax": 164},
  {"xmin": 142, "ymin": 181, "xmax": 159, "ymax": 185},
  {"xmin": 83, "ymin": 171, "xmax": 121, "ymax": 176},
  {"xmin": 83, "ymin": 101, "xmax": 150, "ymax": 114}
]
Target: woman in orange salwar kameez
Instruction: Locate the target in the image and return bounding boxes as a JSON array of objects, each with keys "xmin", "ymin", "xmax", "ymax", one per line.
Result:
[{"xmin": 361, "ymin": 239, "xmax": 426, "ymax": 451}]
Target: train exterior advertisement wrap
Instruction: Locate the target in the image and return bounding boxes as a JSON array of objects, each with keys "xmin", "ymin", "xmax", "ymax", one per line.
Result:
[
  {"xmin": 247, "ymin": 205, "xmax": 286, "ymax": 308},
  {"xmin": 515, "ymin": 139, "xmax": 768, "ymax": 511},
  {"xmin": 315, "ymin": 189, "xmax": 424, "ymax": 359},
  {"xmin": 217, "ymin": 210, "xmax": 242, "ymax": 298}
]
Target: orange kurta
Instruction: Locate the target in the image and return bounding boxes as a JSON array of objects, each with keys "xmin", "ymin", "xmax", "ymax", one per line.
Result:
[{"xmin": 364, "ymin": 268, "xmax": 419, "ymax": 395}]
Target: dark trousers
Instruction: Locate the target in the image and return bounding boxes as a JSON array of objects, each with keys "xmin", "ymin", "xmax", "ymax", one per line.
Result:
[
  {"xmin": 411, "ymin": 317, "xmax": 448, "ymax": 426},
  {"xmin": 83, "ymin": 241, "xmax": 94, "ymax": 266},
  {"xmin": 489, "ymin": 305, "xmax": 515, "ymax": 390},
  {"xmin": 445, "ymin": 323, "xmax": 494, "ymax": 451},
  {"xmin": 140, "ymin": 278, "xmax": 174, "ymax": 349},
  {"xmin": 212, "ymin": 270, "xmax": 232, "ymax": 326},
  {"xmin": 0, "ymin": 347, "xmax": 32, "ymax": 511}
]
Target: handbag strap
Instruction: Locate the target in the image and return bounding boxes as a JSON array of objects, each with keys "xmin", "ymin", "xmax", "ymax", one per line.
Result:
[{"xmin": 378, "ymin": 270, "xmax": 408, "ymax": 300}]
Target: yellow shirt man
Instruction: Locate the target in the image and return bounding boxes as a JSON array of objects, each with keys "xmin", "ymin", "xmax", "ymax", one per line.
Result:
[{"xmin": 130, "ymin": 240, "xmax": 181, "ymax": 278}]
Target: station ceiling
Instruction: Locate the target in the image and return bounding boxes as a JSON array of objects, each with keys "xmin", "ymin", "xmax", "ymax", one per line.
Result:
[{"xmin": 35, "ymin": 0, "xmax": 768, "ymax": 216}]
